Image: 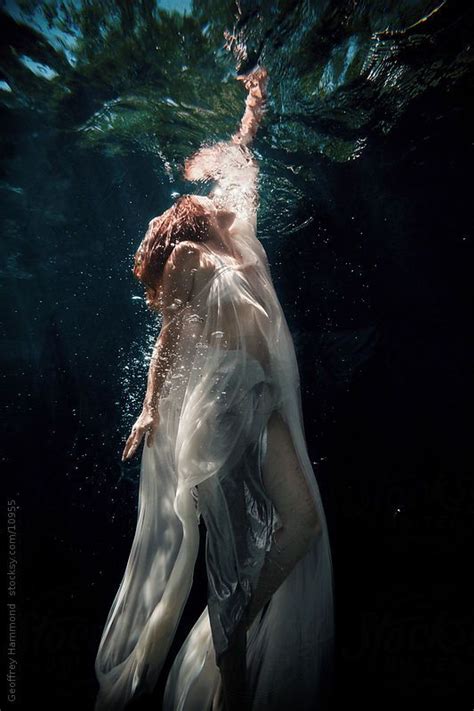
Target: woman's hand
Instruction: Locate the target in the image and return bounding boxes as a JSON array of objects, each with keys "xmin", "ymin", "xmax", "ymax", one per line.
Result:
[
  {"xmin": 237, "ymin": 65, "xmax": 268, "ymax": 99},
  {"xmin": 122, "ymin": 405, "xmax": 160, "ymax": 461}
]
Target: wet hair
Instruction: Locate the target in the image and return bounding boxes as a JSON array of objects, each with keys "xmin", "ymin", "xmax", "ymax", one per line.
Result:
[{"xmin": 133, "ymin": 195, "xmax": 212, "ymax": 297}]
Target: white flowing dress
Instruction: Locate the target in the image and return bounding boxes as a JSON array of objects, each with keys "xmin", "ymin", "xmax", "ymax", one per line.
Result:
[{"xmin": 94, "ymin": 142, "xmax": 335, "ymax": 711}]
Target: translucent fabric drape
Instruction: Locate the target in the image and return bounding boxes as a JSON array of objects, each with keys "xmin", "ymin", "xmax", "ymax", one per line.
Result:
[{"xmin": 94, "ymin": 142, "xmax": 335, "ymax": 711}]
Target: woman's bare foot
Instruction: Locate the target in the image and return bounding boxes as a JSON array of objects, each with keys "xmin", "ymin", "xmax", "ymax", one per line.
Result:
[{"xmin": 217, "ymin": 623, "xmax": 249, "ymax": 711}]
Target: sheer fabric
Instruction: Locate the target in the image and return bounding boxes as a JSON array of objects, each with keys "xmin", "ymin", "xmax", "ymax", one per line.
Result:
[{"xmin": 94, "ymin": 142, "xmax": 335, "ymax": 710}]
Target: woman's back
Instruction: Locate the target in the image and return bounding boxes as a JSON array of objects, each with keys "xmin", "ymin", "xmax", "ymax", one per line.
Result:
[{"xmin": 169, "ymin": 218, "xmax": 278, "ymax": 373}]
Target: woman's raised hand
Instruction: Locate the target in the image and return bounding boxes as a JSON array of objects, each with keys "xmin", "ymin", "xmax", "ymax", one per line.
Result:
[
  {"xmin": 122, "ymin": 405, "xmax": 160, "ymax": 461},
  {"xmin": 237, "ymin": 66, "xmax": 268, "ymax": 99}
]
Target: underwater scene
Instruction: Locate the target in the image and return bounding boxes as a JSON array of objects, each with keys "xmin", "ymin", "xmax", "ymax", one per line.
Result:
[{"xmin": 1, "ymin": 0, "xmax": 473, "ymax": 709}]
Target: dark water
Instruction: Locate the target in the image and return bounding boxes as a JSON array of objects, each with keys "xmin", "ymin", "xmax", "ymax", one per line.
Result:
[{"xmin": 1, "ymin": 1, "xmax": 473, "ymax": 709}]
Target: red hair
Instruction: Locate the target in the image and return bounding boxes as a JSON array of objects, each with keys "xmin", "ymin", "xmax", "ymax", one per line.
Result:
[{"xmin": 133, "ymin": 195, "xmax": 211, "ymax": 295}]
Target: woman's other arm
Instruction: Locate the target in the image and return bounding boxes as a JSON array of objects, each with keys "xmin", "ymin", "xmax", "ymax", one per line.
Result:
[
  {"xmin": 142, "ymin": 243, "xmax": 199, "ymax": 412},
  {"xmin": 122, "ymin": 242, "xmax": 200, "ymax": 461}
]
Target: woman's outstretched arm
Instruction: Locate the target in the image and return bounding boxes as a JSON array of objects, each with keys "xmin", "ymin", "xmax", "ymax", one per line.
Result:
[
  {"xmin": 183, "ymin": 67, "xmax": 268, "ymax": 198},
  {"xmin": 231, "ymin": 66, "xmax": 268, "ymax": 147}
]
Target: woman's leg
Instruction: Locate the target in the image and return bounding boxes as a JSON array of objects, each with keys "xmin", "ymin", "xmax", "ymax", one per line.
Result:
[
  {"xmin": 214, "ymin": 624, "xmax": 248, "ymax": 711},
  {"xmin": 244, "ymin": 409, "xmax": 322, "ymax": 629},
  {"xmin": 196, "ymin": 476, "xmax": 249, "ymax": 711},
  {"xmin": 213, "ymin": 409, "xmax": 321, "ymax": 708}
]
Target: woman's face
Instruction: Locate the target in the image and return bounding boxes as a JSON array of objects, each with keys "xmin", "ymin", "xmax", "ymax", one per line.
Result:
[
  {"xmin": 189, "ymin": 195, "xmax": 236, "ymax": 235},
  {"xmin": 189, "ymin": 194, "xmax": 216, "ymax": 214}
]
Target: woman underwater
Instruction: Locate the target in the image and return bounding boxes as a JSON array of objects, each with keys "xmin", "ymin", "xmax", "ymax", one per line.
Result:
[{"xmin": 94, "ymin": 67, "xmax": 335, "ymax": 711}]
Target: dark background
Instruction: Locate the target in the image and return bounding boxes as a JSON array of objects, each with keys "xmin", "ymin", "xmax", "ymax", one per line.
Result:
[{"xmin": 1, "ymin": 2, "xmax": 473, "ymax": 710}]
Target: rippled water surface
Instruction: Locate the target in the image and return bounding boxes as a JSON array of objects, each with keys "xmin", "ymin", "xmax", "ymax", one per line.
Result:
[{"xmin": 2, "ymin": 1, "xmax": 473, "ymax": 215}]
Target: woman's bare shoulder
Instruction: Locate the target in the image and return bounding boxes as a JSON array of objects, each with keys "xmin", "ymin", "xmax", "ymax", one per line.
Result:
[
  {"xmin": 162, "ymin": 242, "xmax": 202, "ymax": 283},
  {"xmin": 163, "ymin": 241, "xmax": 217, "ymax": 284}
]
